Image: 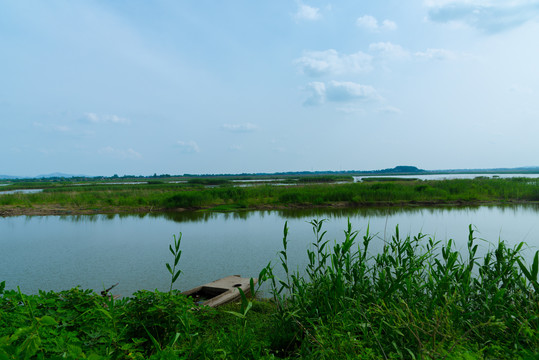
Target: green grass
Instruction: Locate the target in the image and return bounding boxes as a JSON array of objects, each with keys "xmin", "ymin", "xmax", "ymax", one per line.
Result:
[
  {"xmin": 361, "ymin": 177, "xmax": 419, "ymax": 182},
  {"xmin": 2, "ymin": 223, "xmax": 539, "ymax": 359},
  {"xmin": 2, "ymin": 178, "xmax": 539, "ymax": 215}
]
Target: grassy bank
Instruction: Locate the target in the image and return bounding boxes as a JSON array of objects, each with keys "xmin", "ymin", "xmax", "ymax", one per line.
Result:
[
  {"xmin": 1, "ymin": 177, "xmax": 539, "ymax": 216},
  {"xmin": 2, "ymin": 223, "xmax": 539, "ymax": 359}
]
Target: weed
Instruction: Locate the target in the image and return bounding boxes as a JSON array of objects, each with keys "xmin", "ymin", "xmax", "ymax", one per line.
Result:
[{"xmin": 165, "ymin": 233, "xmax": 182, "ymax": 294}]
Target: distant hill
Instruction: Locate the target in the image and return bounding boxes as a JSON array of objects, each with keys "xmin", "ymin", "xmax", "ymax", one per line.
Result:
[
  {"xmin": 376, "ymin": 166, "xmax": 424, "ymax": 174},
  {"xmin": 0, "ymin": 175, "xmax": 21, "ymax": 180},
  {"xmin": 510, "ymin": 166, "xmax": 539, "ymax": 171}
]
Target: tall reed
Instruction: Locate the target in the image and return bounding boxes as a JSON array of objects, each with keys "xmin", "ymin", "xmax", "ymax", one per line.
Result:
[{"xmin": 262, "ymin": 220, "xmax": 539, "ymax": 358}]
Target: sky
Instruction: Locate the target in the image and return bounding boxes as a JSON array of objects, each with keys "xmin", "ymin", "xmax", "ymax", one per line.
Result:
[{"xmin": 2, "ymin": 0, "xmax": 539, "ymax": 176}]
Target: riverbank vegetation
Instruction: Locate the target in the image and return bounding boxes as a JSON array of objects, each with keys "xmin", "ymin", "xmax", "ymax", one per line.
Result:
[
  {"xmin": 1, "ymin": 177, "xmax": 539, "ymax": 216},
  {"xmin": 2, "ymin": 223, "xmax": 539, "ymax": 359}
]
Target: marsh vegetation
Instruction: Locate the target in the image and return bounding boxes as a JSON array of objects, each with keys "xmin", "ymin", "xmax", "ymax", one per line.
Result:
[{"xmin": 1, "ymin": 177, "xmax": 539, "ymax": 216}]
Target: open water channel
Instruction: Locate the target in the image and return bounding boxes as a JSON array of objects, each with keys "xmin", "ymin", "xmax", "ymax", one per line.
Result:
[{"xmin": 1, "ymin": 205, "xmax": 539, "ymax": 297}]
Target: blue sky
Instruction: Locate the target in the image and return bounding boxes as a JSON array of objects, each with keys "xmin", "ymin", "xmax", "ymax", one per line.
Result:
[{"xmin": 2, "ymin": 0, "xmax": 539, "ymax": 176}]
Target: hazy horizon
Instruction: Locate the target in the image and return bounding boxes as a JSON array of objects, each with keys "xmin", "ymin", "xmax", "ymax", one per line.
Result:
[
  {"xmin": 3, "ymin": 1, "xmax": 539, "ymax": 177},
  {"xmin": 3, "ymin": 164, "xmax": 539, "ymax": 179}
]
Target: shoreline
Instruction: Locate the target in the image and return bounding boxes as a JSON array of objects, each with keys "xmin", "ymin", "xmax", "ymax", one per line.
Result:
[{"xmin": 1, "ymin": 199, "xmax": 536, "ymax": 217}]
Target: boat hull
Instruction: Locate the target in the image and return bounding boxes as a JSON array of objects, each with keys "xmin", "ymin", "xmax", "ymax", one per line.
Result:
[{"xmin": 182, "ymin": 275, "xmax": 257, "ymax": 308}]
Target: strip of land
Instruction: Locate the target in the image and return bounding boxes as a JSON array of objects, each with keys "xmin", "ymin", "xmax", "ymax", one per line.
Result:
[{"xmin": 1, "ymin": 177, "xmax": 539, "ymax": 216}]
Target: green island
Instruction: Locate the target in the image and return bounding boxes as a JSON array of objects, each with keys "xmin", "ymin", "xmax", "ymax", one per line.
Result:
[
  {"xmin": 1, "ymin": 176, "xmax": 539, "ymax": 216},
  {"xmin": 2, "ymin": 176, "xmax": 539, "ymax": 358}
]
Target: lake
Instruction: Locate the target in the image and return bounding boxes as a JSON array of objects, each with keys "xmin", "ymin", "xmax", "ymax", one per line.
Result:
[
  {"xmin": 1, "ymin": 205, "xmax": 539, "ymax": 297},
  {"xmin": 355, "ymin": 173, "xmax": 539, "ymax": 181},
  {"xmin": 0, "ymin": 189, "xmax": 44, "ymax": 195}
]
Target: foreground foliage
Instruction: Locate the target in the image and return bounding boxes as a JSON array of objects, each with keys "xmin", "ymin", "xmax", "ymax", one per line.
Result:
[
  {"xmin": 2, "ymin": 222, "xmax": 539, "ymax": 359},
  {"xmin": 263, "ymin": 221, "xmax": 539, "ymax": 359},
  {"xmin": 0, "ymin": 286, "xmax": 276, "ymax": 359}
]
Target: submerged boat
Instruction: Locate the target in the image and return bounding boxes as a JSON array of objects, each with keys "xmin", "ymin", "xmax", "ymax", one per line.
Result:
[{"xmin": 182, "ymin": 275, "xmax": 257, "ymax": 308}]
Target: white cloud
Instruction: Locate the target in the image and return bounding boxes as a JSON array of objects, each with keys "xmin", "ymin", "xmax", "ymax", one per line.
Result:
[
  {"xmin": 303, "ymin": 81, "xmax": 326, "ymax": 106},
  {"xmin": 377, "ymin": 106, "xmax": 403, "ymax": 114},
  {"xmin": 304, "ymin": 81, "xmax": 381, "ymax": 105},
  {"xmin": 82, "ymin": 113, "xmax": 130, "ymax": 124},
  {"xmin": 295, "ymin": 49, "xmax": 372, "ymax": 77},
  {"xmin": 106, "ymin": 115, "xmax": 129, "ymax": 124},
  {"xmin": 84, "ymin": 113, "xmax": 100, "ymax": 123},
  {"xmin": 176, "ymin": 140, "xmax": 200, "ymax": 153},
  {"xmin": 356, "ymin": 15, "xmax": 397, "ymax": 31},
  {"xmin": 356, "ymin": 15, "xmax": 378, "ymax": 30},
  {"xmin": 221, "ymin": 123, "xmax": 257, "ymax": 132},
  {"xmin": 415, "ymin": 48, "xmax": 457, "ymax": 60},
  {"xmin": 426, "ymin": 0, "xmax": 539, "ymax": 33},
  {"xmin": 369, "ymin": 42, "xmax": 410, "ymax": 59},
  {"xmin": 295, "ymin": 2, "xmax": 321, "ymax": 21},
  {"xmin": 326, "ymin": 81, "xmax": 381, "ymax": 102},
  {"xmin": 335, "ymin": 106, "xmax": 367, "ymax": 115},
  {"xmin": 33, "ymin": 122, "xmax": 71, "ymax": 133},
  {"xmin": 381, "ymin": 19, "xmax": 398, "ymax": 30},
  {"xmin": 127, "ymin": 148, "xmax": 142, "ymax": 159},
  {"xmin": 98, "ymin": 146, "xmax": 141, "ymax": 159},
  {"xmin": 367, "ymin": 42, "xmax": 457, "ymax": 62},
  {"xmin": 229, "ymin": 145, "xmax": 243, "ymax": 151}
]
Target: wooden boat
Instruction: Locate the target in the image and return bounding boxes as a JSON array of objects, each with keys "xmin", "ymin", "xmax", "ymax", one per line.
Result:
[{"xmin": 182, "ymin": 275, "xmax": 257, "ymax": 308}]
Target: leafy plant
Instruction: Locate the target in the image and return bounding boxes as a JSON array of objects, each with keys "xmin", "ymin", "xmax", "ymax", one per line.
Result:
[{"xmin": 166, "ymin": 233, "xmax": 183, "ymax": 294}]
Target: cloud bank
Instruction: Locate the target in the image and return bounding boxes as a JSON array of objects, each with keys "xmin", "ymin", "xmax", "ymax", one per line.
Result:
[
  {"xmin": 369, "ymin": 42, "xmax": 410, "ymax": 60},
  {"xmin": 296, "ymin": 43, "xmax": 455, "ymax": 80},
  {"xmin": 304, "ymin": 81, "xmax": 381, "ymax": 105},
  {"xmin": 83, "ymin": 113, "xmax": 130, "ymax": 124},
  {"xmin": 294, "ymin": 2, "xmax": 321, "ymax": 21},
  {"xmin": 426, "ymin": 0, "xmax": 539, "ymax": 33},
  {"xmin": 295, "ymin": 49, "xmax": 372, "ymax": 77}
]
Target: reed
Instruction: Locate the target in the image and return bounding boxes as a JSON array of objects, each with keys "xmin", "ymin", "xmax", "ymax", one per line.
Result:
[{"xmin": 262, "ymin": 221, "xmax": 539, "ymax": 358}]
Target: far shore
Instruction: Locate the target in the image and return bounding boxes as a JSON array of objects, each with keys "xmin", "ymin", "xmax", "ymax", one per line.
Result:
[{"xmin": 2, "ymin": 177, "xmax": 539, "ymax": 217}]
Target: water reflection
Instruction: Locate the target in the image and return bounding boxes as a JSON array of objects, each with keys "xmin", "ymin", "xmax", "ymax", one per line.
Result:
[
  {"xmin": 56, "ymin": 210, "xmax": 263, "ymax": 224},
  {"xmin": 0, "ymin": 189, "xmax": 44, "ymax": 195}
]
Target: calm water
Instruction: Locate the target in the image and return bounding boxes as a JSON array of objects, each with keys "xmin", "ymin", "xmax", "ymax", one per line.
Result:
[
  {"xmin": 1, "ymin": 205, "xmax": 539, "ymax": 297},
  {"xmin": 0, "ymin": 189, "xmax": 44, "ymax": 195},
  {"xmin": 355, "ymin": 173, "xmax": 539, "ymax": 181}
]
